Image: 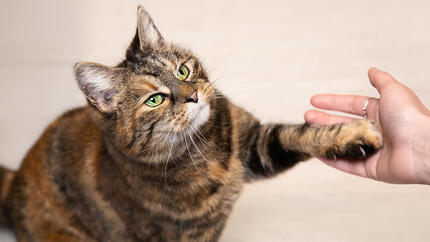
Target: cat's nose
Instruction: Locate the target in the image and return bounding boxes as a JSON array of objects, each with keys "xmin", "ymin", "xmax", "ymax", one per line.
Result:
[{"xmin": 185, "ymin": 90, "xmax": 199, "ymax": 103}]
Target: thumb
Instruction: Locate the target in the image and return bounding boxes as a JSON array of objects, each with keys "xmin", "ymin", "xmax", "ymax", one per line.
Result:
[{"xmin": 368, "ymin": 67, "xmax": 398, "ymax": 94}]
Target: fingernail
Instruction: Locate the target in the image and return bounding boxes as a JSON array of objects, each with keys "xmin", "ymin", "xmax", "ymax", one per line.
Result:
[
  {"xmin": 371, "ymin": 67, "xmax": 380, "ymax": 72},
  {"xmin": 304, "ymin": 111, "xmax": 314, "ymax": 121},
  {"xmin": 310, "ymin": 95, "xmax": 320, "ymax": 105}
]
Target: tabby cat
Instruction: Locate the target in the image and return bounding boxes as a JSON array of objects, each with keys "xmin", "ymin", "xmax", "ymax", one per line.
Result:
[{"xmin": 0, "ymin": 6, "xmax": 382, "ymax": 242}]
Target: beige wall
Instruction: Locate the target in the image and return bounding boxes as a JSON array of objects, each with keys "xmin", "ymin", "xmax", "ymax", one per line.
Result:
[{"xmin": 1, "ymin": 0, "xmax": 430, "ymax": 241}]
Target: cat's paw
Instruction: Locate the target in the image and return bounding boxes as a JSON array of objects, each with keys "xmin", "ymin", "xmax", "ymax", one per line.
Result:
[{"xmin": 325, "ymin": 119, "xmax": 383, "ymax": 160}]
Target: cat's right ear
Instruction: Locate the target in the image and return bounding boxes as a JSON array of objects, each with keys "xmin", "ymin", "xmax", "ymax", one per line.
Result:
[
  {"xmin": 135, "ymin": 6, "xmax": 165, "ymax": 49},
  {"xmin": 74, "ymin": 62, "xmax": 124, "ymax": 113}
]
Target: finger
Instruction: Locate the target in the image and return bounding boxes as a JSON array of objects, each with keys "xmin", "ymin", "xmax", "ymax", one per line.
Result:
[
  {"xmin": 304, "ymin": 110, "xmax": 356, "ymax": 125},
  {"xmin": 310, "ymin": 94, "xmax": 378, "ymax": 118},
  {"xmin": 368, "ymin": 67, "xmax": 399, "ymax": 94},
  {"xmin": 319, "ymin": 158, "xmax": 369, "ymax": 178}
]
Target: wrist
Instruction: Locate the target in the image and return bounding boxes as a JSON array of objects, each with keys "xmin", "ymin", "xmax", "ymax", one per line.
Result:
[{"xmin": 412, "ymin": 113, "xmax": 430, "ymax": 185}]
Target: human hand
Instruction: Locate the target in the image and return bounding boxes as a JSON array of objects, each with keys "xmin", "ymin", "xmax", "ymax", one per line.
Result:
[{"xmin": 305, "ymin": 68, "xmax": 430, "ymax": 185}]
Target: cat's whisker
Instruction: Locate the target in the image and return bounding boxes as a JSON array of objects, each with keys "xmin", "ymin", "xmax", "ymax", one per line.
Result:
[
  {"xmin": 164, "ymin": 126, "xmax": 177, "ymax": 189},
  {"xmin": 195, "ymin": 131, "xmax": 210, "ymax": 146},
  {"xmin": 190, "ymin": 125, "xmax": 210, "ymax": 146},
  {"xmin": 141, "ymin": 133, "xmax": 170, "ymax": 160},
  {"xmin": 209, "ymin": 74, "xmax": 225, "ymax": 85},
  {"xmin": 182, "ymin": 132, "xmax": 211, "ymax": 185},
  {"xmin": 195, "ymin": 126, "xmax": 209, "ymax": 141},
  {"xmin": 164, "ymin": 126, "xmax": 173, "ymax": 142},
  {"xmin": 187, "ymin": 129, "xmax": 208, "ymax": 162}
]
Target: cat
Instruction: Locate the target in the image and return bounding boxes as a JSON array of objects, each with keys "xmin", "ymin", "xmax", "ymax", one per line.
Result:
[{"xmin": 0, "ymin": 6, "xmax": 382, "ymax": 242}]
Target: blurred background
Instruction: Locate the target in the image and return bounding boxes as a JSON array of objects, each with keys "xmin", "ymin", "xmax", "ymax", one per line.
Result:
[{"xmin": 1, "ymin": 0, "xmax": 430, "ymax": 241}]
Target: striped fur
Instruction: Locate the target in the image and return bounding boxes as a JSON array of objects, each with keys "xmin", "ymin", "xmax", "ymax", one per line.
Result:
[{"xmin": 0, "ymin": 6, "xmax": 382, "ymax": 242}]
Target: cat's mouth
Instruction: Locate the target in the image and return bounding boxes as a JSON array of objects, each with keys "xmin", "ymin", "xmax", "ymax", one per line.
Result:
[
  {"xmin": 162, "ymin": 101, "xmax": 210, "ymax": 145},
  {"xmin": 181, "ymin": 90, "xmax": 209, "ymax": 131},
  {"xmin": 188, "ymin": 102, "xmax": 210, "ymax": 131}
]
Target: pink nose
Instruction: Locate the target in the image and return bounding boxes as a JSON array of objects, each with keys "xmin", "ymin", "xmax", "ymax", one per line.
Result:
[{"xmin": 185, "ymin": 91, "xmax": 198, "ymax": 103}]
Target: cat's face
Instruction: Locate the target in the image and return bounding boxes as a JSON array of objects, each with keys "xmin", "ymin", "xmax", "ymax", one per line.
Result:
[{"xmin": 74, "ymin": 7, "xmax": 217, "ymax": 162}]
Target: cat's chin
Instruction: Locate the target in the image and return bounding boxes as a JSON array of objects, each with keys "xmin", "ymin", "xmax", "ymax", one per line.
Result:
[
  {"xmin": 161, "ymin": 103, "xmax": 210, "ymax": 146},
  {"xmin": 189, "ymin": 103, "xmax": 210, "ymax": 131},
  {"xmin": 144, "ymin": 103, "xmax": 210, "ymax": 163}
]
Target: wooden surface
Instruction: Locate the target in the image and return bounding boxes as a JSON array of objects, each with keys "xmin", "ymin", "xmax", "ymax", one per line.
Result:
[{"xmin": 1, "ymin": 0, "xmax": 429, "ymax": 241}]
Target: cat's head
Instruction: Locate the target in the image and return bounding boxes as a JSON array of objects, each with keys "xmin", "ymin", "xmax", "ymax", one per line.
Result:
[{"xmin": 74, "ymin": 6, "xmax": 217, "ymax": 162}]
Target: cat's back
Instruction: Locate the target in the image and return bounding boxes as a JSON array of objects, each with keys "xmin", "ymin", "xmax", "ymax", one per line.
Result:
[
  {"xmin": 13, "ymin": 105, "xmax": 99, "ymax": 194},
  {"xmin": 18, "ymin": 105, "xmax": 97, "ymax": 171}
]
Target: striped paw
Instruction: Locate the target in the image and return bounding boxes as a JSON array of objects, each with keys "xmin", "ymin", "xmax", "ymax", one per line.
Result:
[{"xmin": 325, "ymin": 119, "xmax": 383, "ymax": 160}]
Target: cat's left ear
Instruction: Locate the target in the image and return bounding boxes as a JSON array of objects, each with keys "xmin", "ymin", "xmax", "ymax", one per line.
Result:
[
  {"xmin": 136, "ymin": 5, "xmax": 165, "ymax": 49},
  {"xmin": 74, "ymin": 62, "xmax": 124, "ymax": 113}
]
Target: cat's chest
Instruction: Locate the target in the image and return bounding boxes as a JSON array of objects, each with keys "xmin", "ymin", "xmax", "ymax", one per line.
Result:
[
  {"xmin": 137, "ymin": 162, "xmax": 243, "ymax": 215},
  {"xmin": 96, "ymin": 155, "xmax": 245, "ymax": 240},
  {"xmin": 140, "ymin": 184, "xmax": 243, "ymax": 240},
  {"xmin": 100, "ymin": 175, "xmax": 240, "ymax": 241}
]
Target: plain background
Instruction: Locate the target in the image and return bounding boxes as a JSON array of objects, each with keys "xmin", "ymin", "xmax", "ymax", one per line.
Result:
[{"xmin": 1, "ymin": 0, "xmax": 430, "ymax": 241}]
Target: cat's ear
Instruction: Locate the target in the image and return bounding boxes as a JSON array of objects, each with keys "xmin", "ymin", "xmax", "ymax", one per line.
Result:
[
  {"xmin": 136, "ymin": 5, "xmax": 165, "ymax": 49},
  {"xmin": 74, "ymin": 62, "xmax": 124, "ymax": 113}
]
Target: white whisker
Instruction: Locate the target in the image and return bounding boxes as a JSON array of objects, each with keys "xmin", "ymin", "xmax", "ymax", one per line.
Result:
[
  {"xmin": 182, "ymin": 131, "xmax": 211, "ymax": 185},
  {"xmin": 164, "ymin": 125, "xmax": 178, "ymax": 189},
  {"xmin": 190, "ymin": 125, "xmax": 210, "ymax": 147},
  {"xmin": 187, "ymin": 129, "xmax": 208, "ymax": 162}
]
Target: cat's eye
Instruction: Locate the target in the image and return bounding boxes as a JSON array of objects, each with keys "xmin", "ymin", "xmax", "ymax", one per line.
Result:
[
  {"xmin": 177, "ymin": 65, "xmax": 189, "ymax": 81},
  {"xmin": 145, "ymin": 94, "xmax": 165, "ymax": 107}
]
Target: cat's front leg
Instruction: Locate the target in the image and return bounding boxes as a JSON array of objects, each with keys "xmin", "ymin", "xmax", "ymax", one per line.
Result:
[
  {"xmin": 281, "ymin": 119, "xmax": 383, "ymax": 160},
  {"xmin": 231, "ymin": 102, "xmax": 382, "ymax": 181},
  {"xmin": 237, "ymin": 118, "xmax": 382, "ymax": 181}
]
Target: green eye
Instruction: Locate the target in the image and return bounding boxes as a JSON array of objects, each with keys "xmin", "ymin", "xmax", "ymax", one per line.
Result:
[
  {"xmin": 177, "ymin": 65, "xmax": 189, "ymax": 80},
  {"xmin": 145, "ymin": 94, "xmax": 165, "ymax": 107}
]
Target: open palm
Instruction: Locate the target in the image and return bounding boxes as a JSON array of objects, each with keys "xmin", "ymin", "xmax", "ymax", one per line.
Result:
[{"xmin": 305, "ymin": 68, "xmax": 430, "ymax": 184}]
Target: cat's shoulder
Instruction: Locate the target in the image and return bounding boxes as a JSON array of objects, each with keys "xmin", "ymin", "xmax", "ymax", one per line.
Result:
[
  {"xmin": 56, "ymin": 106, "xmax": 91, "ymax": 123},
  {"xmin": 41, "ymin": 106, "xmax": 96, "ymax": 141}
]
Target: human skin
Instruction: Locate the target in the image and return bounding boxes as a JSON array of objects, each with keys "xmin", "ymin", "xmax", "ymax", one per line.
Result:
[{"xmin": 305, "ymin": 67, "xmax": 430, "ymax": 185}]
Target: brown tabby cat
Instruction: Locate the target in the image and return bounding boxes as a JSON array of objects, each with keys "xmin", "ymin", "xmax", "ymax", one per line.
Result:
[{"xmin": 0, "ymin": 6, "xmax": 382, "ymax": 242}]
